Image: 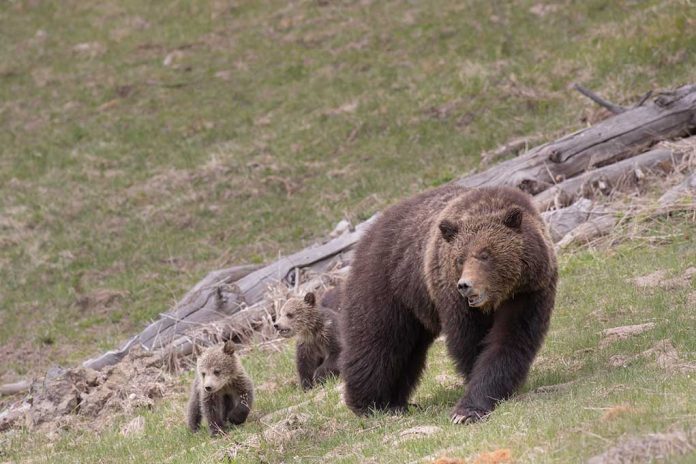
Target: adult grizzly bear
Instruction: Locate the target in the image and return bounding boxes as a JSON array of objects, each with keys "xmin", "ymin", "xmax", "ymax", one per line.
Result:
[{"xmin": 339, "ymin": 185, "xmax": 557, "ymax": 423}]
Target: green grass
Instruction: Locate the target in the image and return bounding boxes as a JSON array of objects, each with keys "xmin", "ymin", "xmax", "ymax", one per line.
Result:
[
  {"xmin": 2, "ymin": 220, "xmax": 694, "ymax": 463},
  {"xmin": 1, "ymin": 0, "xmax": 695, "ymax": 461}
]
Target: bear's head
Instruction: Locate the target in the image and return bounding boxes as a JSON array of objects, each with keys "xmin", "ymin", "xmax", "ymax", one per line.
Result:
[
  {"xmin": 197, "ymin": 341, "xmax": 239, "ymax": 394},
  {"xmin": 438, "ymin": 206, "xmax": 525, "ymax": 311},
  {"xmin": 274, "ymin": 292, "xmax": 317, "ymax": 338}
]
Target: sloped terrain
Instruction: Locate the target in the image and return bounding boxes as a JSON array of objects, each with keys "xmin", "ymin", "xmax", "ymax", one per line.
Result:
[{"xmin": 1, "ymin": 0, "xmax": 695, "ymax": 462}]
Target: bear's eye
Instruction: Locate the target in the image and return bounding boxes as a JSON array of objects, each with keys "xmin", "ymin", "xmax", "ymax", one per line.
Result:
[
  {"xmin": 456, "ymin": 256, "xmax": 465, "ymax": 267},
  {"xmin": 476, "ymin": 251, "xmax": 490, "ymax": 261},
  {"xmin": 287, "ymin": 313, "xmax": 294, "ymax": 319},
  {"xmin": 213, "ymin": 370, "xmax": 220, "ymax": 376},
  {"xmin": 201, "ymin": 372, "xmax": 206, "ymax": 378}
]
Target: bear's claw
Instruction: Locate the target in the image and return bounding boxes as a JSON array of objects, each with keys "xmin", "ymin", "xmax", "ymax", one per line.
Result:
[{"xmin": 450, "ymin": 407, "xmax": 488, "ymax": 424}]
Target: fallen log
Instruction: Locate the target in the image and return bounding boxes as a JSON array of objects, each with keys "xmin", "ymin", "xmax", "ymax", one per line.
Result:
[
  {"xmin": 533, "ymin": 145, "xmax": 684, "ymax": 211},
  {"xmin": 556, "ymin": 213, "xmax": 618, "ymax": 249},
  {"xmin": 455, "ymin": 84, "xmax": 696, "ymax": 194},
  {"xmin": 541, "ymin": 199, "xmax": 612, "ymax": 243},
  {"xmin": 0, "ymin": 380, "xmax": 30, "ymax": 396}
]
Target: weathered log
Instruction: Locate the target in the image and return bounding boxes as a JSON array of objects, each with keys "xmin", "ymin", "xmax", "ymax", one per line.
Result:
[
  {"xmin": 0, "ymin": 380, "xmax": 30, "ymax": 396},
  {"xmin": 455, "ymin": 84, "xmax": 696, "ymax": 194},
  {"xmin": 556, "ymin": 213, "xmax": 618, "ymax": 249},
  {"xmin": 658, "ymin": 172, "xmax": 696, "ymax": 210},
  {"xmin": 534, "ymin": 146, "xmax": 683, "ymax": 211},
  {"xmin": 541, "ymin": 199, "xmax": 612, "ymax": 243}
]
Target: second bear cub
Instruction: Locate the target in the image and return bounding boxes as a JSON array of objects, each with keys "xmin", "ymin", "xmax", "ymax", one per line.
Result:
[
  {"xmin": 187, "ymin": 341, "xmax": 254, "ymax": 436},
  {"xmin": 274, "ymin": 292, "xmax": 341, "ymax": 390}
]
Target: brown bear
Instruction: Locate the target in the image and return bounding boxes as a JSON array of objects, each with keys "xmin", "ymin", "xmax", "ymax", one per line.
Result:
[
  {"xmin": 339, "ymin": 185, "xmax": 557, "ymax": 423},
  {"xmin": 274, "ymin": 292, "xmax": 342, "ymax": 390},
  {"xmin": 187, "ymin": 341, "xmax": 254, "ymax": 435}
]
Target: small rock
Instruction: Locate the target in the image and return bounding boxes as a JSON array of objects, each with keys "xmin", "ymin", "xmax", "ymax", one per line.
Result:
[
  {"xmin": 72, "ymin": 42, "xmax": 106, "ymax": 57},
  {"xmin": 163, "ymin": 50, "xmax": 185, "ymax": 67}
]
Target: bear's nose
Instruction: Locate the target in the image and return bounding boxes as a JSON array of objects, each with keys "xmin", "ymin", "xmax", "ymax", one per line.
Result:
[
  {"xmin": 204, "ymin": 386, "xmax": 212, "ymax": 392},
  {"xmin": 457, "ymin": 279, "xmax": 473, "ymax": 295},
  {"xmin": 273, "ymin": 323, "xmax": 279, "ymax": 330}
]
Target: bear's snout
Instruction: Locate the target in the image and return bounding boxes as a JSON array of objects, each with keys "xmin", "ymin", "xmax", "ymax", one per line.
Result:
[
  {"xmin": 458, "ymin": 278, "xmax": 488, "ymax": 307},
  {"xmin": 457, "ymin": 279, "xmax": 473, "ymax": 296}
]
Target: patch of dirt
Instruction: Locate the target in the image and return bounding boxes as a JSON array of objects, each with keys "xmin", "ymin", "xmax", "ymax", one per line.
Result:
[
  {"xmin": 0, "ymin": 347, "xmax": 178, "ymax": 434},
  {"xmin": 601, "ymin": 404, "xmax": 636, "ymax": 421},
  {"xmin": 628, "ymin": 267, "xmax": 695, "ymax": 289},
  {"xmin": 608, "ymin": 339, "xmax": 696, "ymax": 373},
  {"xmin": 661, "ymin": 267, "xmax": 696, "ymax": 289},
  {"xmin": 432, "ymin": 458, "xmax": 466, "ymax": 464},
  {"xmin": 389, "ymin": 425, "xmax": 442, "ymax": 445},
  {"xmin": 599, "ymin": 323, "xmax": 656, "ymax": 348},
  {"xmin": 261, "ymin": 413, "xmax": 310, "ymax": 449},
  {"xmin": 471, "ymin": 449, "xmax": 512, "ymax": 464},
  {"xmin": 75, "ymin": 288, "xmax": 128, "ymax": 314},
  {"xmin": 629, "ymin": 269, "xmax": 668, "ymax": 288},
  {"xmin": 587, "ymin": 428, "xmax": 695, "ymax": 464}
]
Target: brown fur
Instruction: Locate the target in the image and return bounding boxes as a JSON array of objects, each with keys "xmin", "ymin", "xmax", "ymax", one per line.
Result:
[
  {"xmin": 339, "ymin": 185, "xmax": 557, "ymax": 422},
  {"xmin": 187, "ymin": 341, "xmax": 254, "ymax": 435},
  {"xmin": 320, "ymin": 285, "xmax": 343, "ymax": 311},
  {"xmin": 275, "ymin": 292, "xmax": 342, "ymax": 390}
]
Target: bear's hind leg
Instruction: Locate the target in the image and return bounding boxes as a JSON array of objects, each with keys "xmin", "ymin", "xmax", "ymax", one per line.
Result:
[
  {"xmin": 389, "ymin": 326, "xmax": 435, "ymax": 410},
  {"xmin": 342, "ymin": 301, "xmax": 431, "ymax": 414}
]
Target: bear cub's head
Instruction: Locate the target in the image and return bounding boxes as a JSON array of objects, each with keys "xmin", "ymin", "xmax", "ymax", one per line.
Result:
[
  {"xmin": 439, "ymin": 206, "xmax": 525, "ymax": 311},
  {"xmin": 197, "ymin": 341, "xmax": 239, "ymax": 394},
  {"xmin": 274, "ymin": 292, "xmax": 317, "ymax": 338}
]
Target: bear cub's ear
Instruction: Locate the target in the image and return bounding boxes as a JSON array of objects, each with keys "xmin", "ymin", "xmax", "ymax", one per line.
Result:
[
  {"xmin": 223, "ymin": 340, "xmax": 236, "ymax": 356},
  {"xmin": 439, "ymin": 219, "xmax": 459, "ymax": 242},
  {"xmin": 503, "ymin": 207, "xmax": 523, "ymax": 229},
  {"xmin": 304, "ymin": 292, "xmax": 316, "ymax": 307}
]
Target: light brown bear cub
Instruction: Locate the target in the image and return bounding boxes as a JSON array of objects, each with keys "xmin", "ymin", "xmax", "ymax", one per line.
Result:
[
  {"xmin": 187, "ymin": 341, "xmax": 254, "ymax": 436},
  {"xmin": 274, "ymin": 292, "xmax": 341, "ymax": 390}
]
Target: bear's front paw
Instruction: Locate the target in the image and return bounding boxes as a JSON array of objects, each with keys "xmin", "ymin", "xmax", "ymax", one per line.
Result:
[{"xmin": 450, "ymin": 405, "xmax": 489, "ymax": 424}]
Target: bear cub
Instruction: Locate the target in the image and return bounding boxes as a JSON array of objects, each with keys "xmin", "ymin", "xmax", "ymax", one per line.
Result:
[
  {"xmin": 187, "ymin": 341, "xmax": 254, "ymax": 436},
  {"xmin": 274, "ymin": 292, "xmax": 341, "ymax": 390}
]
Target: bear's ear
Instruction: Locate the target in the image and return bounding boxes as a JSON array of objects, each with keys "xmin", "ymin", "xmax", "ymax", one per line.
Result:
[
  {"xmin": 503, "ymin": 207, "xmax": 523, "ymax": 229},
  {"xmin": 223, "ymin": 340, "xmax": 236, "ymax": 356},
  {"xmin": 304, "ymin": 292, "xmax": 316, "ymax": 307},
  {"xmin": 439, "ymin": 219, "xmax": 459, "ymax": 242}
]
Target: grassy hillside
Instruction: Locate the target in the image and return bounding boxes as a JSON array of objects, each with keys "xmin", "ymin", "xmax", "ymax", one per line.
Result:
[
  {"xmin": 1, "ymin": 0, "xmax": 694, "ymax": 377},
  {"xmin": 1, "ymin": 0, "xmax": 695, "ymax": 462},
  {"xmin": 3, "ymin": 218, "xmax": 695, "ymax": 462}
]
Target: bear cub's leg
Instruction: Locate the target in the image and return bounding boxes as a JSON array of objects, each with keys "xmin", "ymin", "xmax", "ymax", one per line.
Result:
[
  {"xmin": 296, "ymin": 342, "xmax": 321, "ymax": 390},
  {"xmin": 227, "ymin": 379, "xmax": 254, "ymax": 425},
  {"xmin": 186, "ymin": 378, "xmax": 202, "ymax": 432}
]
